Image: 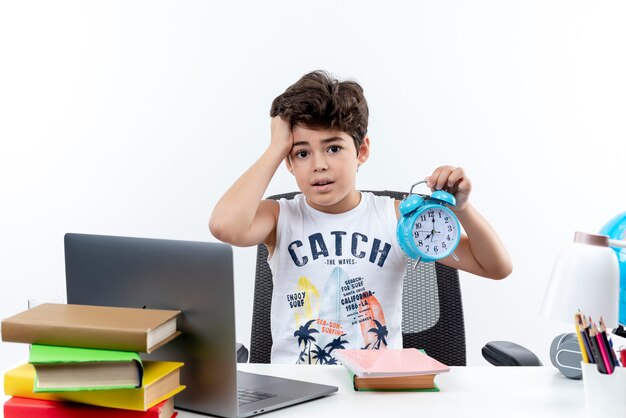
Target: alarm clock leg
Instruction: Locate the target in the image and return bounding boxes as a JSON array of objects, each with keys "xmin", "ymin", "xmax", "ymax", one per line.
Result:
[{"xmin": 412, "ymin": 257, "xmax": 422, "ymax": 269}]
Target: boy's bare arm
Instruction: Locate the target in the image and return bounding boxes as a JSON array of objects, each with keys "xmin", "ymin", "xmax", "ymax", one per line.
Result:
[
  {"xmin": 440, "ymin": 203, "xmax": 513, "ymax": 279},
  {"xmin": 209, "ymin": 117, "xmax": 293, "ymax": 247},
  {"xmin": 426, "ymin": 166, "xmax": 512, "ymax": 280}
]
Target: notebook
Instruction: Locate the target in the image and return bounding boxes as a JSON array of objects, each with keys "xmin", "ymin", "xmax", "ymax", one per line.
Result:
[
  {"xmin": 334, "ymin": 348, "xmax": 450, "ymax": 377},
  {"xmin": 64, "ymin": 233, "xmax": 337, "ymax": 418}
]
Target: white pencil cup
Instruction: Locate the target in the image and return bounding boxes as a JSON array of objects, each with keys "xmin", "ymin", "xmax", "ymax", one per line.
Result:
[{"xmin": 581, "ymin": 362, "xmax": 626, "ymax": 418}]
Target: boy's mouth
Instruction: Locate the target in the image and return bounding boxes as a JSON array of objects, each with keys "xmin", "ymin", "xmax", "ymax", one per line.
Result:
[{"xmin": 312, "ymin": 179, "xmax": 334, "ymax": 189}]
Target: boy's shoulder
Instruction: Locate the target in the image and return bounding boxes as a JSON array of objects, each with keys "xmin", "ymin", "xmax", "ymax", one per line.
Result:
[{"xmin": 269, "ymin": 192, "xmax": 400, "ymax": 219}]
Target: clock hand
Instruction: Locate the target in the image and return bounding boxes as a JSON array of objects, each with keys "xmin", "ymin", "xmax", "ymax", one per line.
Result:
[
  {"xmin": 430, "ymin": 219, "xmax": 437, "ymax": 241},
  {"xmin": 430, "ymin": 221, "xmax": 442, "ymax": 242}
]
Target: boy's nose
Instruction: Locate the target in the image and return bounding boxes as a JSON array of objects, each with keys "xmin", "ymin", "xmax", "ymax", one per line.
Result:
[{"xmin": 312, "ymin": 154, "xmax": 328, "ymax": 172}]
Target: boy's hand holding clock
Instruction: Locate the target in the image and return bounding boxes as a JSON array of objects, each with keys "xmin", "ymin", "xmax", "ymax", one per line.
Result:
[{"xmin": 426, "ymin": 165, "xmax": 472, "ymax": 213}]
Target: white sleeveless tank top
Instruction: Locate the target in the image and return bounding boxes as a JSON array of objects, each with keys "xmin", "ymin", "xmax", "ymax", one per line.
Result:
[{"xmin": 268, "ymin": 192, "xmax": 406, "ymax": 364}]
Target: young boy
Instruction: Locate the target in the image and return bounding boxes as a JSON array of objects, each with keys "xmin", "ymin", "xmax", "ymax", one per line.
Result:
[{"xmin": 209, "ymin": 70, "xmax": 512, "ymax": 364}]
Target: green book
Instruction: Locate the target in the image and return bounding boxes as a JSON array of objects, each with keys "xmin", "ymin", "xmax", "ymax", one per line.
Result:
[{"xmin": 29, "ymin": 344, "xmax": 144, "ymax": 392}]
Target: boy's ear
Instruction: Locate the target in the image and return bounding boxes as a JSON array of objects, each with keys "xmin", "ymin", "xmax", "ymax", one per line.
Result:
[
  {"xmin": 284, "ymin": 156, "xmax": 294, "ymax": 174},
  {"xmin": 357, "ymin": 135, "xmax": 370, "ymax": 166}
]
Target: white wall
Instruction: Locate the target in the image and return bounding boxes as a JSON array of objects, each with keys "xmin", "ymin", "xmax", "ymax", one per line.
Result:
[{"xmin": 1, "ymin": 0, "xmax": 625, "ymax": 370}]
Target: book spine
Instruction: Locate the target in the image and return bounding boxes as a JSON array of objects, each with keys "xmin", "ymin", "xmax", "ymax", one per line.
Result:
[
  {"xmin": 3, "ymin": 398, "xmax": 166, "ymax": 418},
  {"xmin": 1, "ymin": 321, "xmax": 147, "ymax": 352},
  {"xmin": 4, "ymin": 365, "xmax": 145, "ymax": 410},
  {"xmin": 5, "ymin": 363, "xmax": 185, "ymax": 412},
  {"xmin": 352, "ymin": 375, "xmax": 437, "ymax": 391}
]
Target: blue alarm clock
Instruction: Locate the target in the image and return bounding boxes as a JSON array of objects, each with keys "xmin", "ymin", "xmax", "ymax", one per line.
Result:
[{"xmin": 396, "ymin": 180, "xmax": 461, "ymax": 264}]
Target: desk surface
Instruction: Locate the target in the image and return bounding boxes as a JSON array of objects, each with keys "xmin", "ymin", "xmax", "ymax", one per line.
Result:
[
  {"xmin": 176, "ymin": 364, "xmax": 586, "ymax": 418},
  {"xmin": 0, "ymin": 364, "xmax": 585, "ymax": 417}
]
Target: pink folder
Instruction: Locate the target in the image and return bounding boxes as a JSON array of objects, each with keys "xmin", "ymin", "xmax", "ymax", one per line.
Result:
[{"xmin": 334, "ymin": 348, "xmax": 450, "ymax": 377}]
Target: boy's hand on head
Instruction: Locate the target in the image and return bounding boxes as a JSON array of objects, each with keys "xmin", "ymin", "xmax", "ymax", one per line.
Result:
[
  {"xmin": 270, "ymin": 116, "xmax": 294, "ymax": 156},
  {"xmin": 425, "ymin": 166, "xmax": 472, "ymax": 212}
]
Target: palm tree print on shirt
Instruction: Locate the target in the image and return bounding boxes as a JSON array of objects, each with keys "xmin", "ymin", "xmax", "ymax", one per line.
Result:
[
  {"xmin": 325, "ymin": 333, "xmax": 348, "ymax": 354},
  {"xmin": 311, "ymin": 334, "xmax": 350, "ymax": 364},
  {"xmin": 314, "ymin": 333, "xmax": 349, "ymax": 365},
  {"xmin": 311, "ymin": 344, "xmax": 332, "ymax": 364},
  {"xmin": 363, "ymin": 320, "xmax": 388, "ymax": 349},
  {"xmin": 294, "ymin": 319, "xmax": 319, "ymax": 364}
]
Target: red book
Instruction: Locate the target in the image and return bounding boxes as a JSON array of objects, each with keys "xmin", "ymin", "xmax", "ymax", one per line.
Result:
[{"xmin": 3, "ymin": 397, "xmax": 177, "ymax": 418}]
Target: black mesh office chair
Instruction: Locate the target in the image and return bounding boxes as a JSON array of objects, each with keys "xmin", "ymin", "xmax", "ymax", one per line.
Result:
[{"xmin": 242, "ymin": 191, "xmax": 540, "ymax": 367}]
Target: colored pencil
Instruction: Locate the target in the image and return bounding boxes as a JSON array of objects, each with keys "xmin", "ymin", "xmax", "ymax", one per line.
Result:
[
  {"xmin": 599, "ymin": 317, "xmax": 619, "ymax": 369},
  {"xmin": 589, "ymin": 321, "xmax": 608, "ymax": 374},
  {"xmin": 574, "ymin": 313, "xmax": 590, "ymax": 363},
  {"xmin": 578, "ymin": 321, "xmax": 594, "ymax": 363},
  {"xmin": 593, "ymin": 323, "xmax": 613, "ymax": 374}
]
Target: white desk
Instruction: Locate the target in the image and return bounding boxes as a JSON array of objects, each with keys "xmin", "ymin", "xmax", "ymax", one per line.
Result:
[{"xmin": 177, "ymin": 364, "xmax": 586, "ymax": 418}]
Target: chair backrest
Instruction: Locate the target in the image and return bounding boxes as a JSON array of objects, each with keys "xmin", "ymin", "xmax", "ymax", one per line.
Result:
[{"xmin": 249, "ymin": 191, "xmax": 467, "ymax": 366}]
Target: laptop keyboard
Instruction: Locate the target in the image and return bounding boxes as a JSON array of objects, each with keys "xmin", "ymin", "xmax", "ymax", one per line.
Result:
[{"xmin": 237, "ymin": 388, "xmax": 277, "ymax": 406}]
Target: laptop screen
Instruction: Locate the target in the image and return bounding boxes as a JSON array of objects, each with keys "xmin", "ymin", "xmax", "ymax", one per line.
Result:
[{"xmin": 64, "ymin": 233, "xmax": 239, "ymax": 416}]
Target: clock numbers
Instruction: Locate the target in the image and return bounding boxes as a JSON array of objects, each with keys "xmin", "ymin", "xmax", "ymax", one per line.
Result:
[
  {"xmin": 397, "ymin": 185, "xmax": 461, "ymax": 263},
  {"xmin": 411, "ymin": 207, "xmax": 458, "ymax": 257}
]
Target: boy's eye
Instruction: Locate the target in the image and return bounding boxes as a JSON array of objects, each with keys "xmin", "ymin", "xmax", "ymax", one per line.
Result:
[
  {"xmin": 295, "ymin": 150, "xmax": 309, "ymax": 158},
  {"xmin": 328, "ymin": 145, "xmax": 341, "ymax": 153}
]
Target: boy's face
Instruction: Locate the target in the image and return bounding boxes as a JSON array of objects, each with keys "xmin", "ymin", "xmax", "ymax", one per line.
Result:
[{"xmin": 285, "ymin": 125, "xmax": 369, "ymax": 214}]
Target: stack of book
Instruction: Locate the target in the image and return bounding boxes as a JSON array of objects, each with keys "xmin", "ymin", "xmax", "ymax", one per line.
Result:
[
  {"xmin": 1, "ymin": 303, "xmax": 185, "ymax": 417},
  {"xmin": 334, "ymin": 348, "xmax": 450, "ymax": 391}
]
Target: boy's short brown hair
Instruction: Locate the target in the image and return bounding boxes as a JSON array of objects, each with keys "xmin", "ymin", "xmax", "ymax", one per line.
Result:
[{"xmin": 270, "ymin": 70, "xmax": 369, "ymax": 149}]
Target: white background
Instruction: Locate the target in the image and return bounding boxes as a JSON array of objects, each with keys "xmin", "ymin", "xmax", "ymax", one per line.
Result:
[{"xmin": 1, "ymin": 1, "xmax": 625, "ymax": 371}]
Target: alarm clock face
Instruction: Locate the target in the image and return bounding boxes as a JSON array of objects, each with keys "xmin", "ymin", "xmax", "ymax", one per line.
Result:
[{"xmin": 411, "ymin": 207, "xmax": 459, "ymax": 258}]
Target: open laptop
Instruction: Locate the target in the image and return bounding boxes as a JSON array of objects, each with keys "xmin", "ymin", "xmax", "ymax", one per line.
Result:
[{"xmin": 64, "ymin": 233, "xmax": 337, "ymax": 417}]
